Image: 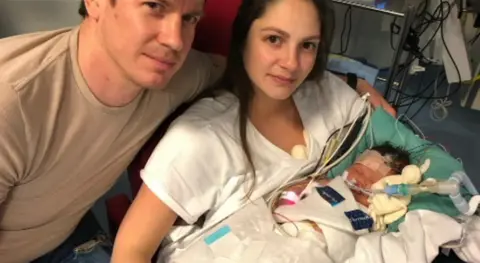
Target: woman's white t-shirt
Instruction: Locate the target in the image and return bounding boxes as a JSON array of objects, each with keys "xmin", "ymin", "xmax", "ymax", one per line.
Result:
[{"xmin": 141, "ymin": 72, "xmax": 366, "ymax": 251}]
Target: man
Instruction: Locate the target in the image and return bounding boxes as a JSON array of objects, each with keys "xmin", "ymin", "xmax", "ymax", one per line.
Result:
[
  {"xmin": 0, "ymin": 0, "xmax": 393, "ymax": 262},
  {"xmin": 0, "ymin": 0, "xmax": 222, "ymax": 262}
]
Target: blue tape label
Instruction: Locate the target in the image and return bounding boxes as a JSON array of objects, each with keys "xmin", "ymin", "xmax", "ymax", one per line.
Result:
[
  {"xmin": 344, "ymin": 209, "xmax": 374, "ymax": 231},
  {"xmin": 316, "ymin": 186, "xmax": 345, "ymax": 206},
  {"xmin": 204, "ymin": 225, "xmax": 231, "ymax": 245}
]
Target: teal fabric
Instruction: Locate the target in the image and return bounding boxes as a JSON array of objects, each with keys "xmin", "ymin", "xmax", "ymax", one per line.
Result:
[{"xmin": 327, "ymin": 108, "xmax": 472, "ymax": 232}]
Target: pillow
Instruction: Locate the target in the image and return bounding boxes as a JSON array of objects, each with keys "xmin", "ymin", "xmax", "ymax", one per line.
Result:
[{"xmin": 327, "ymin": 108, "xmax": 473, "ymax": 232}]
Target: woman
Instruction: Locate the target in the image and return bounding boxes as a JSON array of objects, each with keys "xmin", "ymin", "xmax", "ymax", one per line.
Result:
[
  {"xmin": 111, "ymin": 0, "xmax": 476, "ymax": 262},
  {"xmin": 112, "ymin": 0, "xmax": 362, "ymax": 260}
]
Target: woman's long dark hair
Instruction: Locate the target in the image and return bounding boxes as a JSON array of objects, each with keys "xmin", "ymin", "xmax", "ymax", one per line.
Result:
[{"xmin": 214, "ymin": 0, "xmax": 335, "ymax": 197}]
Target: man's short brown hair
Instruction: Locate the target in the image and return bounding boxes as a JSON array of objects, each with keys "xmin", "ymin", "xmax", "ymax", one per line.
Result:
[
  {"xmin": 78, "ymin": 0, "xmax": 116, "ymax": 18},
  {"xmin": 78, "ymin": 1, "xmax": 88, "ymax": 18}
]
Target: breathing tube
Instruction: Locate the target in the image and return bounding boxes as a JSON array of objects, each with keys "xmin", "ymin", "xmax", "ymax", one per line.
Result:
[{"xmin": 348, "ymin": 171, "xmax": 480, "ymax": 216}]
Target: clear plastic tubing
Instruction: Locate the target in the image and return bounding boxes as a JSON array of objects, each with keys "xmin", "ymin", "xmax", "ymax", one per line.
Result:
[{"xmin": 382, "ymin": 181, "xmax": 460, "ymax": 196}]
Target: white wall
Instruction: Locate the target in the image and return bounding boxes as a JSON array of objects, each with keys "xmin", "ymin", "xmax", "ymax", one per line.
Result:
[
  {"xmin": 1, "ymin": 1, "xmax": 476, "ymax": 69},
  {"xmin": 0, "ymin": 0, "xmax": 82, "ymax": 38},
  {"xmin": 0, "ymin": 1, "xmax": 399, "ymax": 67},
  {"xmin": 331, "ymin": 3, "xmax": 401, "ymax": 69},
  {"xmin": 331, "ymin": 3, "xmax": 480, "ymax": 74}
]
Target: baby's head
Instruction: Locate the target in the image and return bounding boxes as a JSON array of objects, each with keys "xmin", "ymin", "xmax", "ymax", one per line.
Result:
[
  {"xmin": 354, "ymin": 143, "xmax": 410, "ymax": 177},
  {"xmin": 371, "ymin": 143, "xmax": 410, "ymax": 175}
]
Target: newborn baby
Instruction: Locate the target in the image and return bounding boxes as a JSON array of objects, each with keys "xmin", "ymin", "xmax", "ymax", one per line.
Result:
[
  {"xmin": 273, "ymin": 144, "xmax": 411, "ymax": 234},
  {"xmin": 277, "ymin": 144, "xmax": 410, "ymax": 208},
  {"xmin": 343, "ymin": 144, "xmax": 410, "ymax": 207}
]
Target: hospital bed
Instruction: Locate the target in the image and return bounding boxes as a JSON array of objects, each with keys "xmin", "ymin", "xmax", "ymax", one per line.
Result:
[{"xmin": 108, "ymin": 105, "xmax": 479, "ymax": 263}]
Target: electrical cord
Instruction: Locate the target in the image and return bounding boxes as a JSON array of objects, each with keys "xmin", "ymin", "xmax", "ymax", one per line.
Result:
[
  {"xmin": 390, "ymin": 17, "xmax": 400, "ymax": 50},
  {"xmin": 468, "ymin": 30, "xmax": 480, "ymax": 45},
  {"xmin": 427, "ymin": 0, "xmax": 462, "ymax": 121},
  {"xmin": 401, "ymin": 72, "xmax": 427, "ymax": 116},
  {"xmin": 340, "ymin": 5, "xmax": 352, "ymax": 55},
  {"xmin": 385, "ymin": 0, "xmax": 447, "ymax": 102},
  {"xmin": 266, "ymin": 95, "xmax": 373, "ymax": 216},
  {"xmin": 430, "ymin": 83, "xmax": 452, "ymax": 121},
  {"xmin": 394, "ymin": 71, "xmax": 450, "ymax": 100},
  {"xmin": 389, "ymin": 1, "xmax": 462, "ymax": 121},
  {"xmin": 396, "ymin": 70, "xmax": 446, "ymax": 109}
]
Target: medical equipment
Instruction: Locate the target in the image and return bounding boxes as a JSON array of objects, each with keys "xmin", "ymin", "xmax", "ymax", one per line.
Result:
[
  {"xmin": 381, "ymin": 180, "xmax": 460, "ymax": 196},
  {"xmin": 437, "ymin": 172, "xmax": 480, "ymax": 251},
  {"xmin": 266, "ymin": 94, "xmax": 373, "ymax": 226},
  {"xmin": 449, "ymin": 171, "xmax": 480, "ymax": 216},
  {"xmin": 313, "ymin": 92, "xmax": 374, "ymax": 174},
  {"xmin": 269, "ymin": 93, "xmax": 373, "ymax": 199},
  {"xmin": 372, "ymin": 171, "xmax": 480, "ymax": 216}
]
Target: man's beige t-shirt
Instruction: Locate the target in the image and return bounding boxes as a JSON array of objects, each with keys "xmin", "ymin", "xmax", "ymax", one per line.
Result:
[{"xmin": 0, "ymin": 26, "xmax": 217, "ymax": 262}]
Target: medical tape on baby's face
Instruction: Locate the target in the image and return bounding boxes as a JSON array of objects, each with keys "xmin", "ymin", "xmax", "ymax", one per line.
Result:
[{"xmin": 354, "ymin": 150, "xmax": 392, "ymax": 177}]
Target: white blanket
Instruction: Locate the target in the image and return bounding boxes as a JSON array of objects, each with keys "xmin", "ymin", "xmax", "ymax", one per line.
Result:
[
  {"xmin": 275, "ymin": 177, "xmax": 480, "ymax": 263},
  {"xmin": 159, "ymin": 178, "xmax": 480, "ymax": 263}
]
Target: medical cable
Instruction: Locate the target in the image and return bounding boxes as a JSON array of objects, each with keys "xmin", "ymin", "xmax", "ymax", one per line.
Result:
[
  {"xmin": 429, "ymin": 83, "xmax": 452, "ymax": 122},
  {"xmin": 280, "ymin": 94, "xmax": 371, "ymax": 202},
  {"xmin": 395, "ymin": 69, "xmax": 446, "ymax": 105},
  {"xmin": 421, "ymin": 1, "xmax": 462, "ymax": 121},
  {"xmin": 312, "ymin": 93, "xmax": 372, "ymax": 176},
  {"xmin": 427, "ymin": 0, "xmax": 461, "ymax": 121},
  {"xmin": 468, "ymin": 30, "xmax": 480, "ymax": 46},
  {"xmin": 462, "ymin": 62, "xmax": 480, "ymax": 111},
  {"xmin": 399, "ymin": 114, "xmax": 426, "ymax": 139},
  {"xmin": 339, "ymin": 5, "xmax": 352, "ymax": 55},
  {"xmin": 273, "ymin": 212, "xmax": 301, "ymax": 238},
  {"xmin": 268, "ymin": 97, "xmax": 373, "ymax": 238},
  {"xmin": 342, "ymin": 171, "xmax": 376, "ymax": 197},
  {"xmin": 380, "ymin": 180, "xmax": 460, "ymax": 197},
  {"xmin": 311, "ymin": 95, "xmax": 373, "ymax": 176},
  {"xmin": 267, "ymin": 101, "xmax": 372, "ymax": 237},
  {"xmin": 388, "ymin": 0, "xmax": 462, "ymax": 118},
  {"xmin": 378, "ymin": 172, "xmax": 480, "ymax": 216},
  {"xmin": 266, "ymin": 94, "xmax": 371, "ymax": 207},
  {"xmin": 293, "ymin": 96, "xmax": 374, "ymax": 202}
]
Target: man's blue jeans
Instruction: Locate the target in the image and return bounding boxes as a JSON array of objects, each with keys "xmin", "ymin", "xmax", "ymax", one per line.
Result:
[{"xmin": 31, "ymin": 212, "xmax": 112, "ymax": 263}]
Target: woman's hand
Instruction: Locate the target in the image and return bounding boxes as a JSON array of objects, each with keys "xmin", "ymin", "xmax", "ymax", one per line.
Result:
[
  {"xmin": 111, "ymin": 184, "xmax": 178, "ymax": 263},
  {"xmin": 355, "ymin": 79, "xmax": 397, "ymax": 117}
]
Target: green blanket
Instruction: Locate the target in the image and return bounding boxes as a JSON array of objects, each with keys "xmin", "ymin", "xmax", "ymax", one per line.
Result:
[{"xmin": 327, "ymin": 108, "xmax": 472, "ymax": 232}]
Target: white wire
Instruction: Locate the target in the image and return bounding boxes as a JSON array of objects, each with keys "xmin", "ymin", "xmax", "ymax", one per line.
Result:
[
  {"xmin": 368, "ymin": 114, "xmax": 374, "ymax": 148},
  {"xmin": 344, "ymin": 177, "xmax": 374, "ymax": 197},
  {"xmin": 267, "ymin": 95, "xmax": 373, "ymax": 211},
  {"xmin": 394, "ymin": 116, "xmax": 406, "ymax": 145},
  {"xmin": 266, "ymin": 96, "xmax": 370, "ymax": 205},
  {"xmin": 268, "ymin": 102, "xmax": 373, "ymax": 238},
  {"xmin": 430, "ymin": 82, "xmax": 452, "ymax": 122},
  {"xmin": 399, "ymin": 114, "xmax": 426, "ymax": 139},
  {"xmin": 312, "ymin": 101, "xmax": 372, "ymax": 177}
]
